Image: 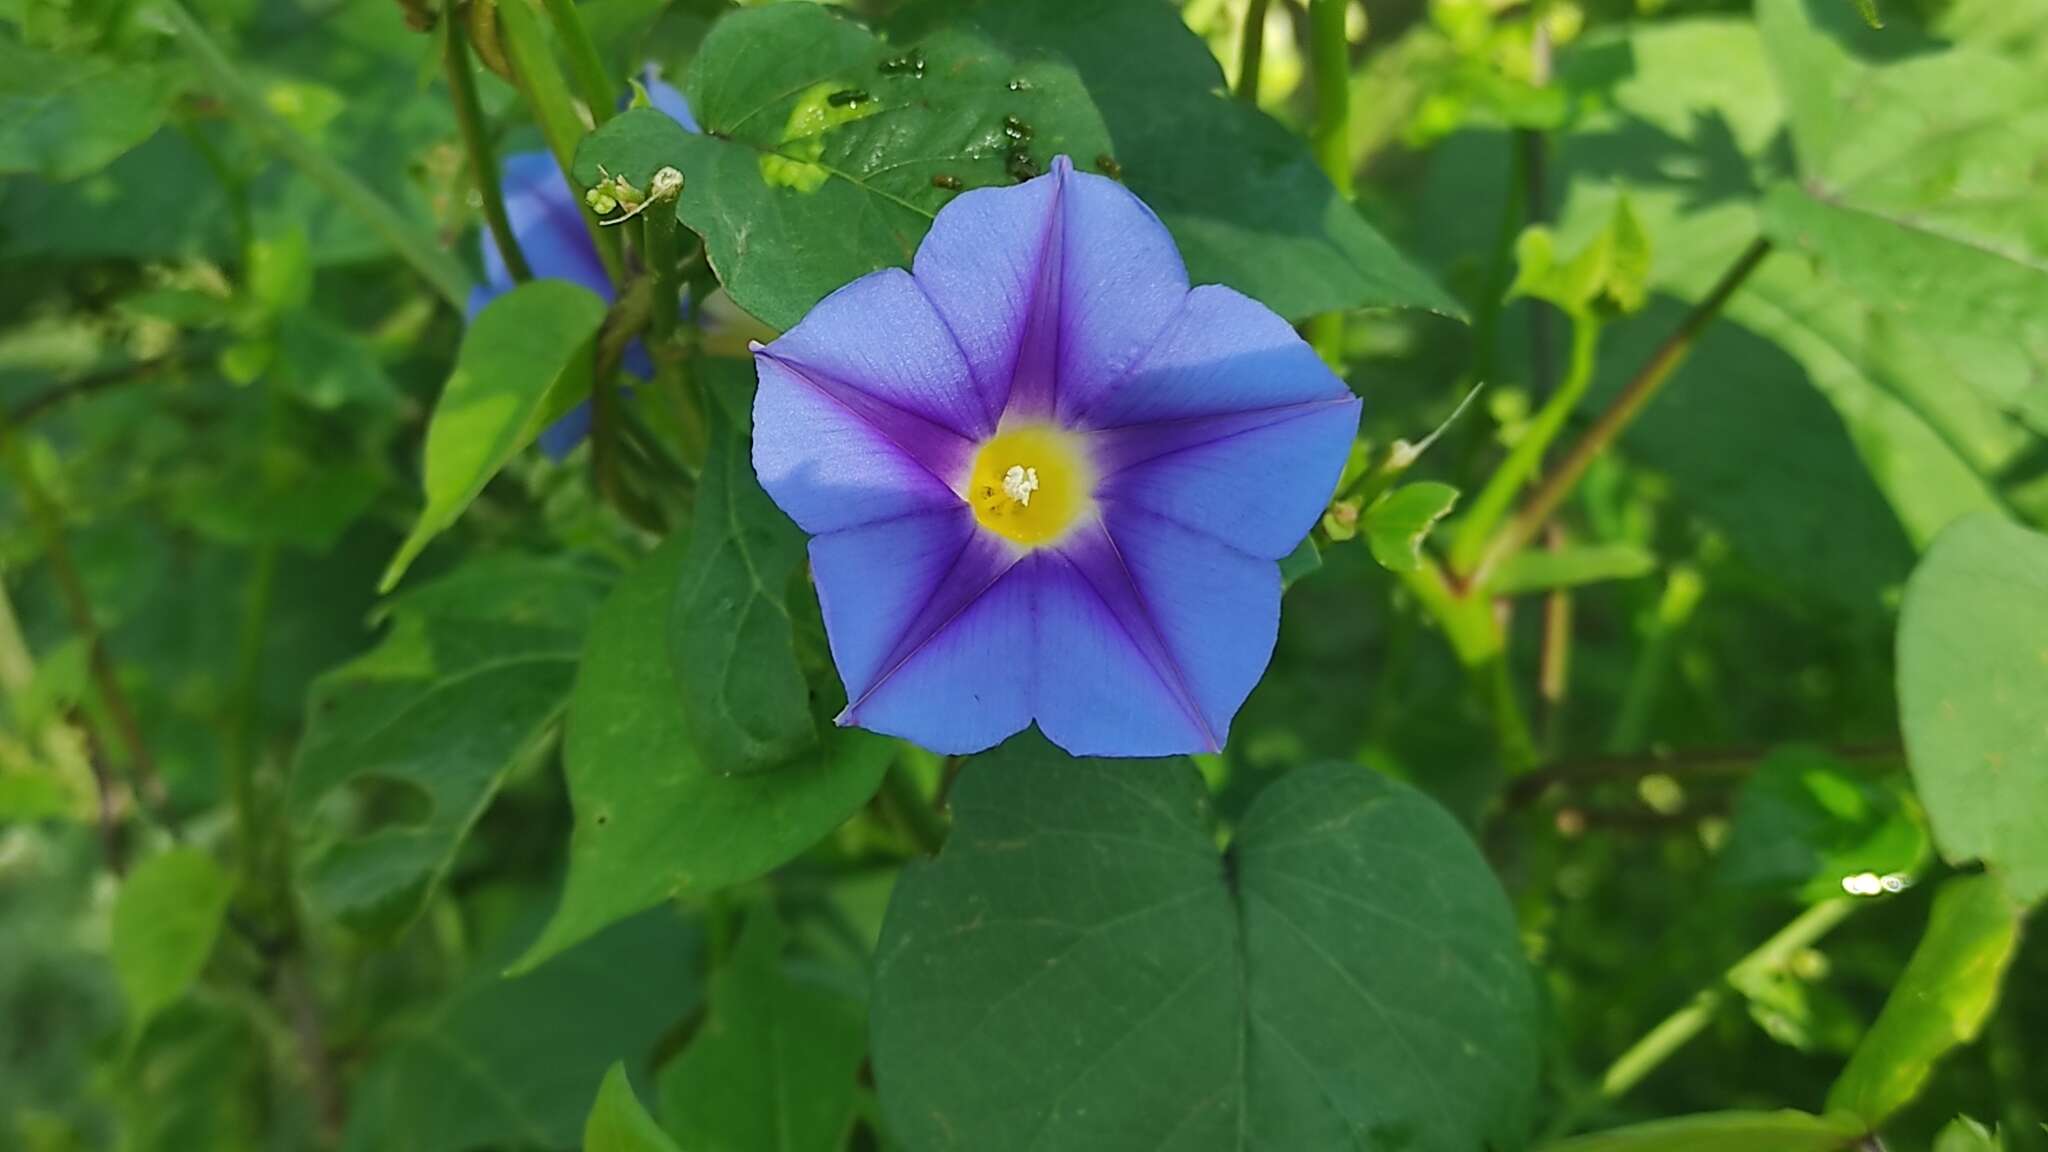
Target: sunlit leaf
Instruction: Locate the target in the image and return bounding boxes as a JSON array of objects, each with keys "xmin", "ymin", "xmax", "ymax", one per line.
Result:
[
  {"xmin": 1898, "ymin": 513, "xmax": 2048, "ymax": 904},
  {"xmin": 1538, "ymin": 1110, "xmax": 1864, "ymax": 1152},
  {"xmin": 382, "ymin": 280, "xmax": 608, "ymax": 591},
  {"xmin": 1827, "ymin": 875, "xmax": 2024, "ymax": 1124}
]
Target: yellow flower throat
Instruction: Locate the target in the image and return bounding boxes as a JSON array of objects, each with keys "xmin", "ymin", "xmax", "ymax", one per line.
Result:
[{"xmin": 967, "ymin": 424, "xmax": 1093, "ymax": 547}]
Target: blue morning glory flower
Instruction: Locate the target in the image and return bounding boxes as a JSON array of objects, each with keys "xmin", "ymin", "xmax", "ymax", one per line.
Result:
[
  {"xmin": 466, "ymin": 68, "xmax": 699, "ymax": 459},
  {"xmin": 751, "ymin": 156, "xmax": 1362, "ymax": 757}
]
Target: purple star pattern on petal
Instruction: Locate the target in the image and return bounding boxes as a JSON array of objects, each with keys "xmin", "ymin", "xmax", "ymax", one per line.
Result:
[
  {"xmin": 752, "ymin": 156, "xmax": 1361, "ymax": 756},
  {"xmin": 465, "ymin": 70, "xmax": 695, "ymax": 459}
]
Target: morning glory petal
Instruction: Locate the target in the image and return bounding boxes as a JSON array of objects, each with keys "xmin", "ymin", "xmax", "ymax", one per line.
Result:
[
  {"xmin": 1032, "ymin": 541, "xmax": 1215, "ymax": 756},
  {"xmin": 758, "ymin": 268, "xmax": 993, "ymax": 440},
  {"xmin": 1070, "ymin": 285, "xmax": 1352, "ymax": 428},
  {"xmin": 809, "ymin": 508, "xmax": 977, "ymax": 707},
  {"xmin": 1046, "ymin": 157, "xmax": 1187, "ymax": 426},
  {"xmin": 752, "ymin": 350, "xmax": 970, "ymax": 536},
  {"xmin": 836, "ymin": 538, "xmax": 1034, "ymax": 755},
  {"xmin": 1086, "ymin": 508, "xmax": 1279, "ymax": 751},
  {"xmin": 910, "ymin": 171, "xmax": 1057, "ymax": 423},
  {"xmin": 1097, "ymin": 398, "xmax": 1360, "ymax": 559}
]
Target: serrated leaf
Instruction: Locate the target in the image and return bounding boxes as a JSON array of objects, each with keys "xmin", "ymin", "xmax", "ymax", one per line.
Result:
[
  {"xmin": 342, "ymin": 909, "xmax": 700, "ymax": 1152},
  {"xmin": 1827, "ymin": 875, "xmax": 2023, "ymax": 1125},
  {"xmin": 871, "ymin": 739, "xmax": 1539, "ymax": 1152},
  {"xmin": 657, "ymin": 912, "xmax": 865, "ymax": 1152},
  {"xmin": 1539, "ymin": 1110, "xmax": 1864, "ymax": 1152},
  {"xmin": 0, "ymin": 34, "xmax": 179, "ymax": 181},
  {"xmin": 1361, "ymin": 481, "xmax": 1459, "ymax": 572},
  {"xmin": 290, "ymin": 557, "xmax": 610, "ymax": 935},
  {"xmin": 111, "ymin": 849, "xmax": 233, "ymax": 1035},
  {"xmin": 670, "ymin": 363, "xmax": 816, "ymax": 773},
  {"xmin": 585, "ymin": 1065, "xmax": 680, "ymax": 1152},
  {"xmin": 576, "ymin": 1, "xmax": 1454, "ymax": 332},
  {"xmin": 516, "ymin": 534, "xmax": 891, "ymax": 971},
  {"xmin": 382, "ymin": 280, "xmax": 608, "ymax": 591},
  {"xmin": 1897, "ymin": 513, "xmax": 2048, "ymax": 904}
]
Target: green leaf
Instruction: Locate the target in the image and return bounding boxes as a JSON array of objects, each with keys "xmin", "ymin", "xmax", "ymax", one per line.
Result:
[
  {"xmin": 290, "ymin": 557, "xmax": 610, "ymax": 935},
  {"xmin": 1758, "ymin": 0, "xmax": 2048, "ymax": 437},
  {"xmin": 1361, "ymin": 481, "xmax": 1459, "ymax": 572},
  {"xmin": 1507, "ymin": 198, "xmax": 1651, "ymax": 317},
  {"xmin": 381, "ymin": 280, "xmax": 608, "ymax": 592},
  {"xmin": 671, "ymin": 364, "xmax": 816, "ymax": 773},
  {"xmin": 576, "ymin": 1, "xmax": 1453, "ymax": 332},
  {"xmin": 516, "ymin": 534, "xmax": 891, "ymax": 971},
  {"xmin": 342, "ymin": 909, "xmax": 701, "ymax": 1152},
  {"xmin": 871, "ymin": 740, "xmax": 1539, "ymax": 1152},
  {"xmin": 1277, "ymin": 535, "xmax": 1323, "ymax": 588},
  {"xmin": 1898, "ymin": 513, "xmax": 2048, "ymax": 904},
  {"xmin": 1716, "ymin": 746, "xmax": 1926, "ymax": 904},
  {"xmin": 1827, "ymin": 874, "xmax": 2024, "ymax": 1125},
  {"xmin": 0, "ymin": 35, "xmax": 179, "ymax": 181},
  {"xmin": 110, "ymin": 849, "xmax": 233, "ymax": 1034},
  {"xmin": 1488, "ymin": 542, "xmax": 1658, "ymax": 597},
  {"xmin": 585, "ymin": 1065, "xmax": 681, "ymax": 1152},
  {"xmin": 657, "ymin": 912, "xmax": 865, "ymax": 1152},
  {"xmin": 1539, "ymin": 1110, "xmax": 1864, "ymax": 1152},
  {"xmin": 1934, "ymin": 1117, "xmax": 2003, "ymax": 1152}
]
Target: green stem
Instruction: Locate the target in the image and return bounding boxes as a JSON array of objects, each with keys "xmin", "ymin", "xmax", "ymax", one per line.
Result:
[
  {"xmin": 0, "ymin": 412, "xmax": 165, "ymax": 810},
  {"xmin": 1452, "ymin": 315, "xmax": 1601, "ymax": 577},
  {"xmin": 160, "ymin": 1, "xmax": 472, "ymax": 308},
  {"xmin": 497, "ymin": 0, "xmax": 622, "ymax": 285},
  {"xmin": 1305, "ymin": 0, "xmax": 1355, "ymax": 369},
  {"xmin": 1580, "ymin": 898, "xmax": 1858, "ymax": 1121},
  {"xmin": 1235, "ymin": 0, "xmax": 1271, "ymax": 101},
  {"xmin": 225, "ymin": 544, "xmax": 278, "ymax": 900},
  {"xmin": 882, "ymin": 761, "xmax": 948, "ymax": 856},
  {"xmin": 642, "ymin": 196, "xmax": 707, "ymax": 469},
  {"xmin": 1469, "ymin": 237, "xmax": 1773, "ymax": 590},
  {"xmin": 1397, "ymin": 557, "xmax": 1537, "ymax": 773},
  {"xmin": 444, "ymin": 14, "xmax": 530, "ymax": 282},
  {"xmin": 1606, "ymin": 565, "xmax": 1703, "ymax": 754},
  {"xmin": 541, "ymin": 0, "xmax": 616, "ymax": 124}
]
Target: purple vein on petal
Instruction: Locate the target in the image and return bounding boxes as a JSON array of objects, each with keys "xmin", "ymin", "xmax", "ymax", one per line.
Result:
[
  {"xmin": 837, "ymin": 531, "xmax": 1023, "ymax": 724},
  {"xmin": 1003, "ymin": 159, "xmax": 1068, "ymax": 423},
  {"xmin": 1083, "ymin": 397, "xmax": 1360, "ymax": 478},
  {"xmin": 1056, "ymin": 518, "xmax": 1222, "ymax": 752},
  {"xmin": 753, "ymin": 350, "xmax": 978, "ymax": 493}
]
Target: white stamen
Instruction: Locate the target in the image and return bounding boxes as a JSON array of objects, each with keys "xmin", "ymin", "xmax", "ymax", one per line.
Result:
[{"xmin": 1001, "ymin": 465, "xmax": 1040, "ymax": 506}]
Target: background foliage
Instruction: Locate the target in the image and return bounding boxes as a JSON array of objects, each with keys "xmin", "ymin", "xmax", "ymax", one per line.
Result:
[{"xmin": 2, "ymin": 0, "xmax": 2045, "ymax": 1149}]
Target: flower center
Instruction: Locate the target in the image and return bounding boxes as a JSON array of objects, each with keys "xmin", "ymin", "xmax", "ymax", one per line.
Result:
[{"xmin": 968, "ymin": 423, "xmax": 1093, "ymax": 547}]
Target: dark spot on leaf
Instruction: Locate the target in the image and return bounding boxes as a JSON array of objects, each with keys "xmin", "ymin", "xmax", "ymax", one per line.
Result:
[
  {"xmin": 1094, "ymin": 153, "xmax": 1122, "ymax": 180},
  {"xmin": 931, "ymin": 173, "xmax": 963, "ymax": 191},
  {"xmin": 1002, "ymin": 115, "xmax": 1034, "ymax": 143},
  {"xmin": 1006, "ymin": 77, "xmax": 1033, "ymax": 92},
  {"xmin": 827, "ymin": 88, "xmax": 871, "ymax": 108},
  {"xmin": 1005, "ymin": 148, "xmax": 1039, "ymax": 182}
]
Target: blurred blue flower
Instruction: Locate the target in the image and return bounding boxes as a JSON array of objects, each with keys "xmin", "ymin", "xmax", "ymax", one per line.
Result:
[
  {"xmin": 466, "ymin": 67, "xmax": 698, "ymax": 459},
  {"xmin": 751, "ymin": 156, "xmax": 1361, "ymax": 757}
]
